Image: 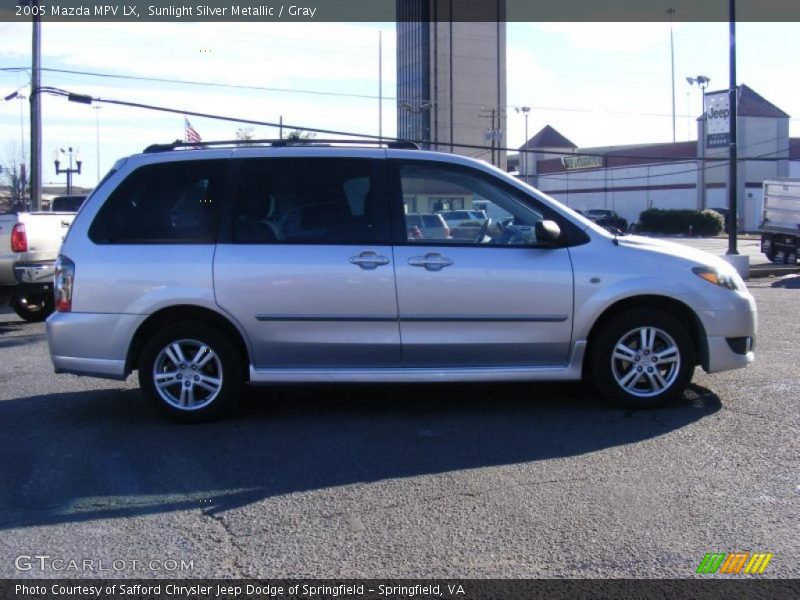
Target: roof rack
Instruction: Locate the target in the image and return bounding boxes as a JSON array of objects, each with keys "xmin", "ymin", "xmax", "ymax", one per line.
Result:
[{"xmin": 143, "ymin": 138, "xmax": 420, "ymax": 153}]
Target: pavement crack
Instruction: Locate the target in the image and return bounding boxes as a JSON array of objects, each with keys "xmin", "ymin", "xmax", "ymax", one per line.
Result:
[{"xmin": 200, "ymin": 508, "xmax": 249, "ymax": 577}]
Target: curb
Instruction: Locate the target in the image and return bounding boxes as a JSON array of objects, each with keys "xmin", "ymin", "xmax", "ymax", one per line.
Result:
[{"xmin": 748, "ymin": 265, "xmax": 800, "ymax": 279}]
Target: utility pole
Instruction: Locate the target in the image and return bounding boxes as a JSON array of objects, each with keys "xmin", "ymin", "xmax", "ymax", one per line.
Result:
[
  {"xmin": 30, "ymin": 3, "xmax": 42, "ymax": 211},
  {"xmin": 378, "ymin": 30, "xmax": 383, "ymax": 142},
  {"xmin": 94, "ymin": 106, "xmax": 101, "ymax": 182},
  {"xmin": 727, "ymin": 0, "xmax": 738, "ymax": 255},
  {"xmin": 491, "ymin": 108, "xmax": 496, "ymax": 166},
  {"xmin": 480, "ymin": 106, "xmax": 502, "ymax": 167},
  {"xmin": 515, "ymin": 106, "xmax": 531, "ymax": 184}
]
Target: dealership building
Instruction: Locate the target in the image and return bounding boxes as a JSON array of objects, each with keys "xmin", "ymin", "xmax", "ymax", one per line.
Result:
[{"xmin": 516, "ymin": 85, "xmax": 796, "ymax": 231}]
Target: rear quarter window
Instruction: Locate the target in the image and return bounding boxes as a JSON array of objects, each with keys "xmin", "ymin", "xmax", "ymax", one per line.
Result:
[{"xmin": 89, "ymin": 160, "xmax": 226, "ymax": 244}]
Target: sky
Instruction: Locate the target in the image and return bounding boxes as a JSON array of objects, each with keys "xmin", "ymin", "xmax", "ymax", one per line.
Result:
[{"xmin": 1, "ymin": 20, "xmax": 800, "ymax": 189}]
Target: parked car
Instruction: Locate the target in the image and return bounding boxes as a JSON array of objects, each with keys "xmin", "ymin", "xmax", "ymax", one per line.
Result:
[
  {"xmin": 437, "ymin": 210, "xmax": 489, "ymax": 240},
  {"xmin": 405, "ymin": 213, "xmax": 451, "ymax": 240},
  {"xmin": 47, "ymin": 140, "xmax": 756, "ymax": 422},
  {"xmin": 437, "ymin": 209, "xmax": 487, "ymax": 226},
  {"xmin": 584, "ymin": 209, "xmax": 628, "ymax": 232},
  {"xmin": 0, "ymin": 208, "xmax": 78, "ymax": 321}
]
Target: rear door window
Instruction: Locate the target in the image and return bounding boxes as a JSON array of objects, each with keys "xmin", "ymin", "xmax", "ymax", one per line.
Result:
[
  {"xmin": 232, "ymin": 158, "xmax": 389, "ymax": 244},
  {"xmin": 89, "ymin": 160, "xmax": 226, "ymax": 243}
]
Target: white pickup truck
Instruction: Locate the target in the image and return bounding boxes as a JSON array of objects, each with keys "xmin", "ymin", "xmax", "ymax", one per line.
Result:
[{"xmin": 0, "ymin": 196, "xmax": 84, "ymax": 321}]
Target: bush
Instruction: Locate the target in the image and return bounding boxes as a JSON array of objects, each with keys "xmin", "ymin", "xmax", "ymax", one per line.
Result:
[{"xmin": 638, "ymin": 209, "xmax": 723, "ymax": 237}]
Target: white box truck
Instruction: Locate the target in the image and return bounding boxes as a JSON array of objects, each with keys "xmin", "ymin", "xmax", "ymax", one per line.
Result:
[{"xmin": 760, "ymin": 179, "xmax": 800, "ymax": 264}]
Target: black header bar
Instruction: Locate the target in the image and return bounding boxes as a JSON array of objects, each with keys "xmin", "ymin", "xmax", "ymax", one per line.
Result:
[{"xmin": 1, "ymin": 0, "xmax": 800, "ymax": 23}]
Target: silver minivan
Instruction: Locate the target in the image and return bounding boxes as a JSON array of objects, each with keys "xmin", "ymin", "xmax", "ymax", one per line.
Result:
[{"xmin": 47, "ymin": 141, "xmax": 756, "ymax": 421}]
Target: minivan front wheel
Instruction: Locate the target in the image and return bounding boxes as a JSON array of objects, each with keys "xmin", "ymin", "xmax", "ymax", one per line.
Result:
[
  {"xmin": 591, "ymin": 309, "xmax": 695, "ymax": 408},
  {"xmin": 138, "ymin": 322, "xmax": 242, "ymax": 422}
]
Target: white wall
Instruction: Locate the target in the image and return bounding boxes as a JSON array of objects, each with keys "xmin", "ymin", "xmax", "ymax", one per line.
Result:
[{"xmin": 535, "ymin": 161, "xmax": 697, "ymax": 225}]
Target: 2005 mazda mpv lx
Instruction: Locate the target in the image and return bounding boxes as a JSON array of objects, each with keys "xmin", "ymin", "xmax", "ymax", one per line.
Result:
[{"xmin": 47, "ymin": 140, "xmax": 756, "ymax": 421}]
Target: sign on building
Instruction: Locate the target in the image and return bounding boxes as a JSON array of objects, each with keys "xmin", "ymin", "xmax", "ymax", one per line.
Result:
[
  {"xmin": 705, "ymin": 91, "xmax": 731, "ymax": 149},
  {"xmin": 561, "ymin": 155, "xmax": 604, "ymax": 170}
]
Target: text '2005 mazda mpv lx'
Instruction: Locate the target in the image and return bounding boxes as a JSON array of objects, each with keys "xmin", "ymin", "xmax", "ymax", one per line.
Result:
[{"xmin": 47, "ymin": 140, "xmax": 756, "ymax": 422}]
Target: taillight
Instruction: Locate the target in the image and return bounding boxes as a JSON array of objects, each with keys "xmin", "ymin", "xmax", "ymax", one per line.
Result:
[
  {"xmin": 11, "ymin": 223, "xmax": 27, "ymax": 252},
  {"xmin": 54, "ymin": 255, "xmax": 75, "ymax": 312},
  {"xmin": 443, "ymin": 226, "xmax": 452, "ymax": 239}
]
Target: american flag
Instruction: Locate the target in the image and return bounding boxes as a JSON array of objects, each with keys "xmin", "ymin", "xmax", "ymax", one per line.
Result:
[{"xmin": 184, "ymin": 118, "xmax": 202, "ymax": 143}]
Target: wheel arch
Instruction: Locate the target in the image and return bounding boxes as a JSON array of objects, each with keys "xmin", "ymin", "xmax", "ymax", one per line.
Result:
[
  {"xmin": 583, "ymin": 295, "xmax": 708, "ymax": 377},
  {"xmin": 125, "ymin": 305, "xmax": 251, "ymax": 379}
]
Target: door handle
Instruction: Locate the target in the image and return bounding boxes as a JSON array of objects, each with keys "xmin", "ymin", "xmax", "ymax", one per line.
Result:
[
  {"xmin": 408, "ymin": 253, "xmax": 454, "ymax": 271},
  {"xmin": 349, "ymin": 251, "xmax": 390, "ymax": 270}
]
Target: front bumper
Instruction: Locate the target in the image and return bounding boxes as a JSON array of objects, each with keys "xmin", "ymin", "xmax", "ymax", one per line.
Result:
[
  {"xmin": 705, "ymin": 336, "xmax": 755, "ymax": 373},
  {"xmin": 699, "ymin": 291, "xmax": 757, "ymax": 374}
]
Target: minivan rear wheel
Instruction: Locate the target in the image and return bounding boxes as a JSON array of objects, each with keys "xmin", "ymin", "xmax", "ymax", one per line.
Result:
[
  {"xmin": 591, "ymin": 309, "xmax": 695, "ymax": 409},
  {"xmin": 138, "ymin": 322, "xmax": 242, "ymax": 422}
]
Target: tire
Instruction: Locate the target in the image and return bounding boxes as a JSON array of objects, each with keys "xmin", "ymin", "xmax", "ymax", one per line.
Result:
[
  {"xmin": 11, "ymin": 293, "xmax": 54, "ymax": 323},
  {"xmin": 591, "ymin": 309, "xmax": 695, "ymax": 409},
  {"xmin": 138, "ymin": 322, "xmax": 243, "ymax": 422}
]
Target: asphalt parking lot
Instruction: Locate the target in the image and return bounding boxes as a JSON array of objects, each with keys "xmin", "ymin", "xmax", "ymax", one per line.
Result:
[{"xmin": 0, "ymin": 276, "xmax": 797, "ymax": 579}]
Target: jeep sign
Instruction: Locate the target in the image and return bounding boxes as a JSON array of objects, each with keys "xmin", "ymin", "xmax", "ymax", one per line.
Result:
[{"xmin": 705, "ymin": 91, "xmax": 731, "ymax": 149}]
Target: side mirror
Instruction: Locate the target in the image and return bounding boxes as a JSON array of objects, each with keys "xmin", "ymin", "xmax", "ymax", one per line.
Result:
[{"xmin": 535, "ymin": 220, "xmax": 561, "ymax": 245}]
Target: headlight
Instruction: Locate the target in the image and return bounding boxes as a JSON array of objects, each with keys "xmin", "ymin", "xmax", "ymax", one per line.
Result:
[{"xmin": 692, "ymin": 266, "xmax": 740, "ymax": 291}]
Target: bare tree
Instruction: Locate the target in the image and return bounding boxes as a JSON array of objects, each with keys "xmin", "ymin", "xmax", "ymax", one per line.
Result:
[
  {"xmin": 1, "ymin": 156, "xmax": 29, "ymax": 213},
  {"xmin": 235, "ymin": 127, "xmax": 255, "ymax": 146}
]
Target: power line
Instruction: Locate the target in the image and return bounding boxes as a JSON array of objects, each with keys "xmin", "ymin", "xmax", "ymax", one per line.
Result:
[
  {"xmin": 1, "ymin": 66, "xmax": 385, "ymax": 102},
  {"xmin": 36, "ymin": 86, "xmax": 800, "ymax": 170},
  {"xmin": 3, "ymin": 65, "xmax": 766, "ymax": 120}
]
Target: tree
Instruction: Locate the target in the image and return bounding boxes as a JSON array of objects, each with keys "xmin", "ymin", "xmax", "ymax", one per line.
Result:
[
  {"xmin": 235, "ymin": 127, "xmax": 255, "ymax": 145},
  {"xmin": 285, "ymin": 130, "xmax": 316, "ymax": 141},
  {"xmin": 1, "ymin": 156, "xmax": 29, "ymax": 213}
]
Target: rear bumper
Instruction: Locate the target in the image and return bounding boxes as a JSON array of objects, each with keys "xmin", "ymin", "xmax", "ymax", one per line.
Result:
[
  {"xmin": 0, "ymin": 261, "xmax": 56, "ymax": 305},
  {"xmin": 47, "ymin": 311, "xmax": 145, "ymax": 380},
  {"xmin": 14, "ymin": 260, "xmax": 55, "ymax": 285}
]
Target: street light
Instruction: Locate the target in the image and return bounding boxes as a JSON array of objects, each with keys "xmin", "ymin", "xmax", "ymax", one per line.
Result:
[
  {"xmin": 53, "ymin": 147, "xmax": 82, "ymax": 196},
  {"xmin": 398, "ymin": 100, "xmax": 433, "ymax": 147},
  {"xmin": 515, "ymin": 106, "xmax": 531, "ymax": 185},
  {"xmin": 687, "ymin": 76, "xmax": 711, "ymax": 211},
  {"xmin": 4, "ymin": 89, "xmax": 27, "ymax": 160},
  {"xmin": 399, "ymin": 101, "xmax": 432, "ymax": 112},
  {"xmin": 686, "ymin": 75, "xmax": 711, "ymax": 124}
]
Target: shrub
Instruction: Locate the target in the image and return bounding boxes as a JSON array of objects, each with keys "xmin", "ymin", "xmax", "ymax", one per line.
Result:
[{"xmin": 638, "ymin": 208, "xmax": 723, "ymax": 237}]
